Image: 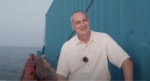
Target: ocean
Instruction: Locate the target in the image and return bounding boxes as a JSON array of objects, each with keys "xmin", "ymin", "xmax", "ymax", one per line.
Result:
[{"xmin": 0, "ymin": 46, "xmax": 42, "ymax": 81}]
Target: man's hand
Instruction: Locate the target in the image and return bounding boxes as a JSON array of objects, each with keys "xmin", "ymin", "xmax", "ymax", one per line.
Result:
[
  {"xmin": 122, "ymin": 58, "xmax": 133, "ymax": 81},
  {"xmin": 57, "ymin": 74, "xmax": 68, "ymax": 81}
]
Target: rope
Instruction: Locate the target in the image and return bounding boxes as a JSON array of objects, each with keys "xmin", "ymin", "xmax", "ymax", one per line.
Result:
[{"xmin": 39, "ymin": 0, "xmax": 94, "ymax": 80}]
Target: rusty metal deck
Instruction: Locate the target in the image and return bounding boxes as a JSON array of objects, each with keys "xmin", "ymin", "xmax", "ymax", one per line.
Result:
[{"xmin": 20, "ymin": 56, "xmax": 57, "ymax": 81}]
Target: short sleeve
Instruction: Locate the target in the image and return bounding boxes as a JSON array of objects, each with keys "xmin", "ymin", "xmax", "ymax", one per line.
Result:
[
  {"xmin": 56, "ymin": 45, "xmax": 69, "ymax": 77},
  {"xmin": 106, "ymin": 34, "xmax": 130, "ymax": 68}
]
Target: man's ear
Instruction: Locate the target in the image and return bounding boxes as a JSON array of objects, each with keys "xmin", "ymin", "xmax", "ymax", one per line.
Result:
[{"xmin": 71, "ymin": 24, "xmax": 75, "ymax": 30}]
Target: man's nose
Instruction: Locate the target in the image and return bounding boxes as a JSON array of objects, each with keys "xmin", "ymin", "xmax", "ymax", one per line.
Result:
[{"xmin": 81, "ymin": 22, "xmax": 85, "ymax": 26}]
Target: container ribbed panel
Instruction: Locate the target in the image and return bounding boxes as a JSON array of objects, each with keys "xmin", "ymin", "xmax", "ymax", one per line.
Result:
[{"xmin": 45, "ymin": 0, "xmax": 150, "ymax": 80}]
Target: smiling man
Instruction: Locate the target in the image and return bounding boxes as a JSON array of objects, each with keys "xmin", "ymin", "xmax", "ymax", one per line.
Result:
[{"xmin": 56, "ymin": 11, "xmax": 133, "ymax": 81}]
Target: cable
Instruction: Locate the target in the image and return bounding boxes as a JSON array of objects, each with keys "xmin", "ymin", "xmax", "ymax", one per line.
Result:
[{"xmin": 38, "ymin": 0, "xmax": 94, "ymax": 80}]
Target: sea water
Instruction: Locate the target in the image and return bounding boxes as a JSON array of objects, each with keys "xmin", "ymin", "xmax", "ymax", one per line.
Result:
[{"xmin": 0, "ymin": 46, "xmax": 42, "ymax": 81}]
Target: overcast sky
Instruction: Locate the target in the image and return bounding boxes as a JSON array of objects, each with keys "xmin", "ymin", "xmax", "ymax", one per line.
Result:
[{"xmin": 0, "ymin": 0, "xmax": 53, "ymax": 47}]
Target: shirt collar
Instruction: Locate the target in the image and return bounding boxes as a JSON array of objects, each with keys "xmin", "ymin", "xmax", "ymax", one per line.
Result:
[{"xmin": 75, "ymin": 30, "xmax": 97, "ymax": 45}]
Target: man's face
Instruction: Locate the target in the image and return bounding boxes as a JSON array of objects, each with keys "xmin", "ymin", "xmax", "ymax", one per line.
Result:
[{"xmin": 71, "ymin": 12, "xmax": 90, "ymax": 37}]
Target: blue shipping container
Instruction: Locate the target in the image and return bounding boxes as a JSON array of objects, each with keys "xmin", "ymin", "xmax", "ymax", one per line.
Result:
[{"xmin": 44, "ymin": 0, "xmax": 150, "ymax": 80}]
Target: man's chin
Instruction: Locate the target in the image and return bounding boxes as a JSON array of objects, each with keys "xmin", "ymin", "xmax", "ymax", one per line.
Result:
[{"xmin": 80, "ymin": 33, "xmax": 89, "ymax": 36}]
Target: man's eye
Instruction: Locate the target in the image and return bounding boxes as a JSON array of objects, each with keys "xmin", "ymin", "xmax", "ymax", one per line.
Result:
[
  {"xmin": 84, "ymin": 20, "xmax": 87, "ymax": 21},
  {"xmin": 76, "ymin": 22, "xmax": 80, "ymax": 24}
]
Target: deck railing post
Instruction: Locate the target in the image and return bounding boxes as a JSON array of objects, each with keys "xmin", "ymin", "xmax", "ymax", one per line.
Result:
[{"xmin": 25, "ymin": 54, "xmax": 36, "ymax": 80}]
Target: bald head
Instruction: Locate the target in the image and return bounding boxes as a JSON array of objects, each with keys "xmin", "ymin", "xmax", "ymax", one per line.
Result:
[{"xmin": 70, "ymin": 11, "xmax": 88, "ymax": 24}]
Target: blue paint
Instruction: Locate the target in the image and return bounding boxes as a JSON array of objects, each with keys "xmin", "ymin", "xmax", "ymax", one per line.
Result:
[
  {"xmin": 36, "ymin": 51, "xmax": 41, "ymax": 57},
  {"xmin": 44, "ymin": 0, "xmax": 150, "ymax": 80}
]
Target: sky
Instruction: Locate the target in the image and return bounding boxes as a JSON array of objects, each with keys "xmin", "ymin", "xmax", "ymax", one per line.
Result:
[{"xmin": 0, "ymin": 0, "xmax": 53, "ymax": 47}]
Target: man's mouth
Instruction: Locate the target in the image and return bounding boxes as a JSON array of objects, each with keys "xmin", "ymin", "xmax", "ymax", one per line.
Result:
[{"xmin": 81, "ymin": 27, "xmax": 87, "ymax": 31}]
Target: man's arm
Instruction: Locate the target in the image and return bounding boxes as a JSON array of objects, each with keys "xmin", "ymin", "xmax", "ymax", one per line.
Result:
[
  {"xmin": 57, "ymin": 74, "xmax": 68, "ymax": 81},
  {"xmin": 122, "ymin": 58, "xmax": 133, "ymax": 81},
  {"xmin": 56, "ymin": 44, "xmax": 69, "ymax": 81}
]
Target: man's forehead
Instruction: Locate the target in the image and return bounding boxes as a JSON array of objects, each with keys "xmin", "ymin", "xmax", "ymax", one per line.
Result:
[{"xmin": 72, "ymin": 12, "xmax": 88, "ymax": 22}]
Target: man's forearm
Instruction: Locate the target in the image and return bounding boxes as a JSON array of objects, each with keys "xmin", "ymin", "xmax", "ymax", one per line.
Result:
[
  {"xmin": 57, "ymin": 74, "xmax": 68, "ymax": 81},
  {"xmin": 122, "ymin": 58, "xmax": 133, "ymax": 81}
]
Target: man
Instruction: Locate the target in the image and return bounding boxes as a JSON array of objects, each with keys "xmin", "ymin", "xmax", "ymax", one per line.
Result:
[{"xmin": 56, "ymin": 11, "xmax": 133, "ymax": 81}]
